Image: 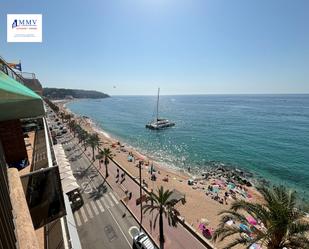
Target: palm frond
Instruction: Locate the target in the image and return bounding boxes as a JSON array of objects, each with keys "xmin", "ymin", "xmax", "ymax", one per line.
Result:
[
  {"xmin": 214, "ymin": 185, "xmax": 309, "ymax": 248},
  {"xmin": 213, "ymin": 226, "xmax": 242, "ymax": 242},
  {"xmin": 230, "ymin": 201, "xmax": 270, "ymax": 226},
  {"xmin": 284, "ymin": 235, "xmax": 309, "ymax": 249},
  {"xmin": 153, "ymin": 212, "xmax": 160, "ymax": 230},
  {"xmin": 288, "ymin": 221, "xmax": 309, "ymax": 235},
  {"xmin": 222, "ymin": 237, "xmax": 250, "ymax": 249},
  {"xmin": 218, "ymin": 210, "xmax": 247, "ymax": 224}
]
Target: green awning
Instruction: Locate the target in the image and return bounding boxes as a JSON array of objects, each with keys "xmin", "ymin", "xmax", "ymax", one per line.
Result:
[{"xmin": 0, "ymin": 71, "xmax": 45, "ymax": 121}]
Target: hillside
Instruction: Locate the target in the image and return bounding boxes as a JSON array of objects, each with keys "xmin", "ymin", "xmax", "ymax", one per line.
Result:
[{"xmin": 43, "ymin": 88, "xmax": 109, "ymax": 99}]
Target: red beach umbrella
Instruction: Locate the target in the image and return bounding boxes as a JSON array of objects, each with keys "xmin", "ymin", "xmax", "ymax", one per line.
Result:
[{"xmin": 246, "ymin": 216, "xmax": 257, "ymax": 225}]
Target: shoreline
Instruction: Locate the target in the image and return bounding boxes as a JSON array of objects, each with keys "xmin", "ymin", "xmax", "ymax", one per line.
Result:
[
  {"xmin": 65, "ymin": 99, "xmax": 262, "ymax": 187},
  {"xmin": 63, "ymin": 99, "xmax": 265, "ymax": 192}
]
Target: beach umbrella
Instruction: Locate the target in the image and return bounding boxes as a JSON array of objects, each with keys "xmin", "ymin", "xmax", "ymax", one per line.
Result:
[
  {"xmin": 227, "ymin": 183, "xmax": 235, "ymax": 189},
  {"xmin": 239, "ymin": 223, "xmax": 252, "ymax": 233},
  {"xmin": 214, "ymin": 179, "xmax": 225, "ymax": 186},
  {"xmin": 198, "ymin": 223, "xmax": 206, "ymax": 231},
  {"xmin": 249, "ymin": 243, "xmax": 261, "ymax": 249},
  {"xmin": 246, "ymin": 216, "xmax": 257, "ymax": 225},
  {"xmin": 226, "ymin": 220, "xmax": 234, "ymax": 226},
  {"xmin": 212, "ymin": 187, "xmax": 219, "ymax": 193},
  {"xmin": 202, "ymin": 228, "xmax": 213, "ymax": 239},
  {"xmin": 200, "ymin": 218, "xmax": 210, "ymax": 225}
]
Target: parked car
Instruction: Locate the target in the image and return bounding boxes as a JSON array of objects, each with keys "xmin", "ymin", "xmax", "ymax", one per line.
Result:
[{"xmin": 133, "ymin": 232, "xmax": 155, "ymax": 249}]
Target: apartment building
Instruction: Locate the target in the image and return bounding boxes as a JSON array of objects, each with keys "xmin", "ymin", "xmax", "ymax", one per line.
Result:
[{"xmin": 0, "ymin": 56, "xmax": 81, "ymax": 249}]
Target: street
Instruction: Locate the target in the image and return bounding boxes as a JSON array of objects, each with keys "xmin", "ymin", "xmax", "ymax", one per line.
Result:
[{"xmin": 60, "ymin": 135, "xmax": 143, "ymax": 249}]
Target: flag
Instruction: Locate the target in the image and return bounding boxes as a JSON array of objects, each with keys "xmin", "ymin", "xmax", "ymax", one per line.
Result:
[{"xmin": 8, "ymin": 61, "xmax": 22, "ymax": 71}]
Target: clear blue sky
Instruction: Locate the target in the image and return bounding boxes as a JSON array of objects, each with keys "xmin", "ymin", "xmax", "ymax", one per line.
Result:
[{"xmin": 1, "ymin": 0, "xmax": 308, "ymax": 95}]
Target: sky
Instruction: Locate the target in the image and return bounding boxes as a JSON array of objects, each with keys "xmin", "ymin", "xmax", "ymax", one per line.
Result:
[{"xmin": 0, "ymin": 0, "xmax": 308, "ymax": 95}]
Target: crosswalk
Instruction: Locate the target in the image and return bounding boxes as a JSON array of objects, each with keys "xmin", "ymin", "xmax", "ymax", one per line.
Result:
[{"xmin": 74, "ymin": 192, "xmax": 120, "ymax": 227}]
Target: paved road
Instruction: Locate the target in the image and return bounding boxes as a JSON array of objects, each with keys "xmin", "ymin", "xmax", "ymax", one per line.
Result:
[{"xmin": 60, "ymin": 135, "xmax": 143, "ymax": 249}]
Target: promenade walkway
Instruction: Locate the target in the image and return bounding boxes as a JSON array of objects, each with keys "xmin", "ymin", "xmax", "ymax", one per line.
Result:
[{"xmin": 96, "ymin": 157, "xmax": 209, "ymax": 249}]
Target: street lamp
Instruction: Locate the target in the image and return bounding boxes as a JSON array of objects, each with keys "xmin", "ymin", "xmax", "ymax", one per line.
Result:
[{"xmin": 139, "ymin": 160, "xmax": 143, "ymax": 231}]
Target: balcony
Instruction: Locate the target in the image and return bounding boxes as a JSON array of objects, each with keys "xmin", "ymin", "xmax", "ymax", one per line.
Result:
[{"xmin": 0, "ymin": 56, "xmax": 81, "ymax": 249}]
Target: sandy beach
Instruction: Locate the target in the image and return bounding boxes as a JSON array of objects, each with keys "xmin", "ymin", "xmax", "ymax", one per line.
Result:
[{"xmin": 59, "ymin": 100, "xmax": 264, "ymax": 248}]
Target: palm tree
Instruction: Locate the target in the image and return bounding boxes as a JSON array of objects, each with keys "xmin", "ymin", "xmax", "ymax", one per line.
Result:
[
  {"xmin": 213, "ymin": 186, "xmax": 309, "ymax": 249},
  {"xmin": 59, "ymin": 111, "xmax": 65, "ymax": 121},
  {"xmin": 44, "ymin": 98, "xmax": 59, "ymax": 113},
  {"xmin": 69, "ymin": 122, "xmax": 81, "ymax": 137},
  {"xmin": 65, "ymin": 113, "xmax": 73, "ymax": 122},
  {"xmin": 143, "ymin": 186, "xmax": 182, "ymax": 249},
  {"xmin": 97, "ymin": 148, "xmax": 113, "ymax": 178},
  {"xmin": 68, "ymin": 120, "xmax": 76, "ymax": 132},
  {"xmin": 77, "ymin": 130, "xmax": 89, "ymax": 150},
  {"xmin": 86, "ymin": 133, "xmax": 100, "ymax": 161},
  {"xmin": 76, "ymin": 128, "xmax": 85, "ymax": 142}
]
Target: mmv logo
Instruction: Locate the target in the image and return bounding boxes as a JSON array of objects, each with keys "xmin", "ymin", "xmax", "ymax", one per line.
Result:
[
  {"xmin": 12, "ymin": 18, "xmax": 38, "ymax": 29},
  {"xmin": 7, "ymin": 14, "xmax": 42, "ymax": 43}
]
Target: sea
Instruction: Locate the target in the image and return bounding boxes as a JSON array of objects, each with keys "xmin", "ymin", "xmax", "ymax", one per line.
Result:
[{"xmin": 67, "ymin": 94, "xmax": 309, "ymax": 200}]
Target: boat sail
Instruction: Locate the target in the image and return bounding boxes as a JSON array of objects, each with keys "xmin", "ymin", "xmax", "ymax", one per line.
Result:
[{"xmin": 145, "ymin": 88, "xmax": 175, "ymax": 130}]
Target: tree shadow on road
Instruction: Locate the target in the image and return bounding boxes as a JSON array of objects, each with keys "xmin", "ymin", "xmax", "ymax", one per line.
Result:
[{"xmin": 88, "ymin": 183, "xmax": 108, "ymax": 200}]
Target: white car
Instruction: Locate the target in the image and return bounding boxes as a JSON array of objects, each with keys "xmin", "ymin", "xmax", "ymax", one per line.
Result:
[{"xmin": 133, "ymin": 232, "xmax": 155, "ymax": 249}]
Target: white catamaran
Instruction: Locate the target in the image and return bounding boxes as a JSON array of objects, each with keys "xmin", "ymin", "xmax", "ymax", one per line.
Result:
[{"xmin": 145, "ymin": 88, "xmax": 175, "ymax": 130}]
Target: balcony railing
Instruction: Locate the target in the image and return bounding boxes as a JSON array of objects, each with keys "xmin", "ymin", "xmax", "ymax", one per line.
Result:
[{"xmin": 0, "ymin": 56, "xmax": 26, "ymax": 85}]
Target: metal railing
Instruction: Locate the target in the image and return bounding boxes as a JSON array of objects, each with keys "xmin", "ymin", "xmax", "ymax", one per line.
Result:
[
  {"xmin": 0, "ymin": 56, "xmax": 26, "ymax": 85},
  {"xmin": 16, "ymin": 71, "xmax": 36, "ymax": 79},
  {"xmin": 31, "ymin": 128, "xmax": 48, "ymax": 171}
]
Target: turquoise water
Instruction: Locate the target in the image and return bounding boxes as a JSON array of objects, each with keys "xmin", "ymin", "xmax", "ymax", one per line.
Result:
[{"xmin": 67, "ymin": 95, "xmax": 309, "ymax": 198}]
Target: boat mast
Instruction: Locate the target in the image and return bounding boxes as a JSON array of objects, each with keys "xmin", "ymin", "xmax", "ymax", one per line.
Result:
[{"xmin": 156, "ymin": 88, "xmax": 160, "ymax": 121}]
